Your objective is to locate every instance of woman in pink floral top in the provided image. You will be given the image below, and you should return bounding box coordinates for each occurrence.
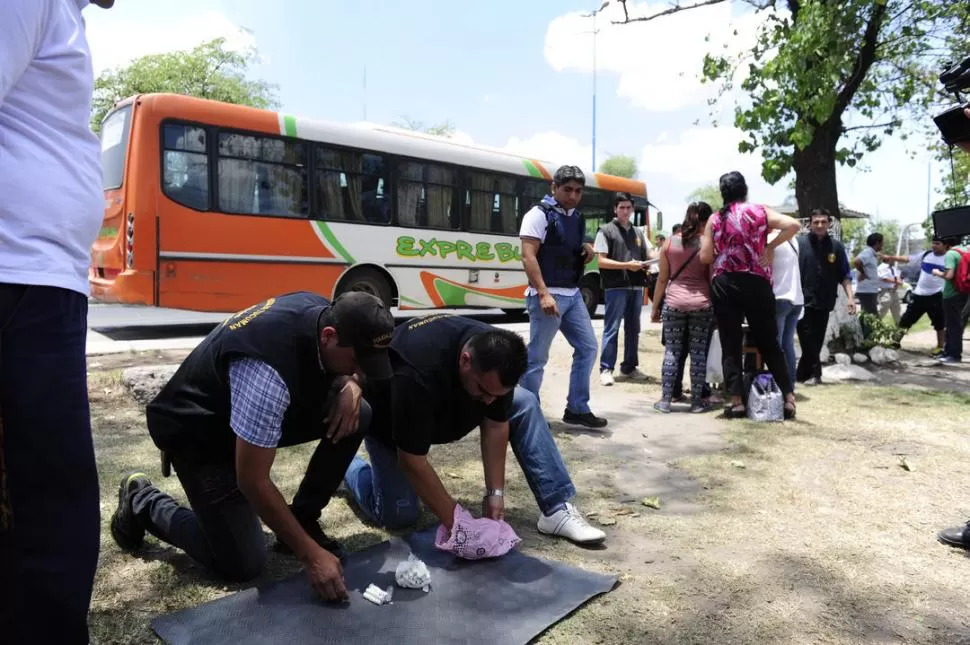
[699,171,801,419]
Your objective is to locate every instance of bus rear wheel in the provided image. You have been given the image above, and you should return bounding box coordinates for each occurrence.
[336,267,394,308]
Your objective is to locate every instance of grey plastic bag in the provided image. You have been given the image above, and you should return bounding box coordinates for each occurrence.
[746,372,784,422]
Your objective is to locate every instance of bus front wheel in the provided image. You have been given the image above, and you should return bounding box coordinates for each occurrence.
[580,276,601,318]
[336,267,394,309]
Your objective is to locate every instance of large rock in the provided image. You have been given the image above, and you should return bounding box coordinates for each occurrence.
[885,349,899,363]
[822,363,877,383]
[819,346,831,363]
[834,353,851,366]
[122,365,180,405]
[869,346,890,366]
[852,353,869,364]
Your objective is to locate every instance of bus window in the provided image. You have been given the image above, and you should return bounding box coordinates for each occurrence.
[217,132,308,217]
[162,123,209,211]
[314,147,389,224]
[466,172,518,235]
[101,105,132,190]
[396,161,458,230]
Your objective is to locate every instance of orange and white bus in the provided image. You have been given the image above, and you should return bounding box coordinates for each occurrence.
[91,93,652,315]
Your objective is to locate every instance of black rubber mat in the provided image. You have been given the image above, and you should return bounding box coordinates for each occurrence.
[152,527,618,645]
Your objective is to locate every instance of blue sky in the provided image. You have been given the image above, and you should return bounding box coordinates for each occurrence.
[84,0,940,230]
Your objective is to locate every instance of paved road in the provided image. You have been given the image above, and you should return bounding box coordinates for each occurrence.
[86,302,661,356]
[86,303,557,355]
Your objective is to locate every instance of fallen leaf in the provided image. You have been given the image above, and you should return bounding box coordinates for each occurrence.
[898,456,912,472]
[641,433,649,439]
[730,460,746,469]
[598,517,617,526]
[613,508,634,516]
[641,496,661,509]
[445,472,461,479]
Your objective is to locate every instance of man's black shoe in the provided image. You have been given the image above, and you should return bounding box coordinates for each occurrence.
[938,522,970,548]
[562,410,608,429]
[110,470,152,552]
[273,518,344,559]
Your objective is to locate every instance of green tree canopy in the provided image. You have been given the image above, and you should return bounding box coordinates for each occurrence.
[616,0,970,221]
[392,116,456,138]
[935,146,970,210]
[91,38,279,133]
[687,184,724,210]
[598,154,639,178]
[841,217,901,256]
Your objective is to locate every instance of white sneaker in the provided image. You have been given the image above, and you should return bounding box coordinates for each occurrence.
[537,503,606,545]
[599,370,615,386]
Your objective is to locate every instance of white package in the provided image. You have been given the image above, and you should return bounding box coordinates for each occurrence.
[395,554,432,591]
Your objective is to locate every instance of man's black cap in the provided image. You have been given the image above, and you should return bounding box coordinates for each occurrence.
[329,292,394,379]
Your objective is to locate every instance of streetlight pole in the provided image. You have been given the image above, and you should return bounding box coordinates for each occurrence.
[583,1,609,173]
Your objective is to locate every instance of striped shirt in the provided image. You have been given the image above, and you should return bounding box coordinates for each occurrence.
[228,358,290,449]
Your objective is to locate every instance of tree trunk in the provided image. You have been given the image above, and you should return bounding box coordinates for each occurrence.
[792,119,841,222]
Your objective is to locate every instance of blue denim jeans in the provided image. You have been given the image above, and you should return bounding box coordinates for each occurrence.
[344,386,577,528]
[520,292,597,414]
[599,288,643,373]
[0,285,100,645]
[775,299,802,391]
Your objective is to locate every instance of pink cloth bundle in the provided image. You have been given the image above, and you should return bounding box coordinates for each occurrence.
[434,505,521,560]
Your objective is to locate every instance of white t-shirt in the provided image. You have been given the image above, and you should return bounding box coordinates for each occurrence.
[911,251,947,296]
[769,232,804,306]
[0,0,104,296]
[854,246,882,294]
[519,204,580,297]
[876,263,898,291]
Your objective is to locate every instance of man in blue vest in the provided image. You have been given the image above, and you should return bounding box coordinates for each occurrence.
[519,165,607,429]
[108,291,394,602]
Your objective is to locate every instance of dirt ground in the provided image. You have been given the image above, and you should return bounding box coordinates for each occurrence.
[86,325,970,644]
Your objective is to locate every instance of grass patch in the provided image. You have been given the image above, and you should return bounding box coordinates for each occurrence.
[87,350,970,644]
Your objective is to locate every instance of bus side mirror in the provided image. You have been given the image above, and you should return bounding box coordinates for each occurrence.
[656,212,663,231]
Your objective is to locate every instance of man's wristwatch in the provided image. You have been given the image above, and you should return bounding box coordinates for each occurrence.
[485,488,504,498]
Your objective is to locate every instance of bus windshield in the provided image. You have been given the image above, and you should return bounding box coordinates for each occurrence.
[101,105,132,190]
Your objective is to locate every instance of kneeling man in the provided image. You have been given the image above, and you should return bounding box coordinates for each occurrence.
[109,291,394,601]
[343,313,605,544]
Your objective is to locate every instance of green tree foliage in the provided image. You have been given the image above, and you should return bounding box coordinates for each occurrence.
[392,116,456,138]
[687,184,723,210]
[91,38,278,133]
[841,217,900,255]
[934,146,970,210]
[598,154,639,178]
[616,0,970,220]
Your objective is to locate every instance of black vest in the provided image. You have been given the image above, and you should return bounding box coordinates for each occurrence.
[598,219,648,290]
[146,291,335,461]
[535,202,586,288]
[798,234,848,312]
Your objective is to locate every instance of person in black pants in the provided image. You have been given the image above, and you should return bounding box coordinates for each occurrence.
[795,210,857,384]
[1,2,116,644]
[700,171,802,419]
[109,292,394,602]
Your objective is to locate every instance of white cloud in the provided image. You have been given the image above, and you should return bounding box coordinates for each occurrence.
[543,1,766,113]
[503,132,593,170]
[86,10,256,75]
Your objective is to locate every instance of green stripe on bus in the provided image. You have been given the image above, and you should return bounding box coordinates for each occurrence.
[283,115,298,138]
[522,160,544,178]
[313,221,355,264]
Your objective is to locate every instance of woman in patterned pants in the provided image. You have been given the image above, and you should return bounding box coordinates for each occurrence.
[651,202,716,413]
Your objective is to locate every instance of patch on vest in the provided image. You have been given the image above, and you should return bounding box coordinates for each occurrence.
[223,298,276,331]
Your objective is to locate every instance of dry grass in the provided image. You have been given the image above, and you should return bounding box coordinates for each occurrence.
[87,348,970,644]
